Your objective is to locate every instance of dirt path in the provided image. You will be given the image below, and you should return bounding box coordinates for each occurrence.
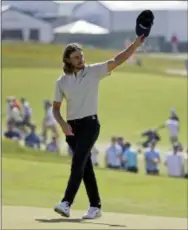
[2,206,187,229]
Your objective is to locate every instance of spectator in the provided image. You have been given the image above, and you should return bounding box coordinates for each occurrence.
[10,99,22,126]
[4,121,21,140]
[42,100,59,144]
[170,108,179,121]
[105,137,122,169]
[117,136,127,152]
[20,97,33,129]
[157,108,180,145]
[5,96,15,127]
[171,34,179,53]
[140,129,160,148]
[91,145,99,166]
[144,141,161,175]
[164,144,184,178]
[122,142,138,173]
[46,136,59,153]
[25,125,40,149]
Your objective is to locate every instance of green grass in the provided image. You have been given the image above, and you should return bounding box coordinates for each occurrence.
[2,140,187,218]
[2,43,187,218]
[2,43,187,146]
[2,42,185,76]
[2,68,187,145]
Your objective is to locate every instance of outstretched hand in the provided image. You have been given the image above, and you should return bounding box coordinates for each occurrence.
[135,34,145,47]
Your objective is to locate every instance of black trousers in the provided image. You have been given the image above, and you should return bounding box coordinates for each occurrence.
[107,164,120,169]
[62,115,101,208]
[127,166,138,173]
[146,169,159,175]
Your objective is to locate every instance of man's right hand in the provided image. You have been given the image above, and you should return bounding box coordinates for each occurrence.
[52,101,74,136]
[61,122,74,136]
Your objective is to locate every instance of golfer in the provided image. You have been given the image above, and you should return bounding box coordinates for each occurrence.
[53,35,144,219]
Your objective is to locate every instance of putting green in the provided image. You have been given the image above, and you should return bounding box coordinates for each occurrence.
[2,206,187,229]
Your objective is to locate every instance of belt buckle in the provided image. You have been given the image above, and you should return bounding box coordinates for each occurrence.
[92,115,96,120]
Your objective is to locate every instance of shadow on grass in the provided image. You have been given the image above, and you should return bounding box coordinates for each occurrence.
[35,218,126,228]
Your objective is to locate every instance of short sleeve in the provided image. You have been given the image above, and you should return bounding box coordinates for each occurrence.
[53,80,64,102]
[90,62,110,79]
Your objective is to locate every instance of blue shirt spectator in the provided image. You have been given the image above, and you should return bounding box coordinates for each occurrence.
[105,136,122,169]
[144,141,161,175]
[122,143,138,173]
[4,122,21,140]
[25,125,40,149]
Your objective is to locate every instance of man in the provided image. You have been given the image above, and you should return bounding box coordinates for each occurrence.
[20,97,33,129]
[140,129,160,148]
[105,137,122,169]
[5,96,15,127]
[116,136,127,152]
[164,144,184,178]
[122,142,138,173]
[42,100,59,144]
[52,35,145,219]
[169,108,179,121]
[144,141,161,175]
[157,108,180,145]
[9,99,23,131]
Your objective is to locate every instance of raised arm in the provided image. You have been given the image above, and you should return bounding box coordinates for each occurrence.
[156,123,166,131]
[107,35,145,72]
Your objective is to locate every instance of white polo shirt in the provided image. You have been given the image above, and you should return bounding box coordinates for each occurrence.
[165,152,184,177]
[53,62,109,120]
[165,119,179,137]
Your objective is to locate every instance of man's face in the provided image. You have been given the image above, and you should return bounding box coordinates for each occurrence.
[151,142,156,149]
[117,138,124,145]
[69,50,85,71]
[111,137,116,145]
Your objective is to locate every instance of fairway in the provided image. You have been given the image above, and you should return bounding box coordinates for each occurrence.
[2,43,188,229]
[3,206,187,230]
[2,43,187,146]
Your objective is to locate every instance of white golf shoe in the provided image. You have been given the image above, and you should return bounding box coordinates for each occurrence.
[54,201,70,218]
[82,207,101,219]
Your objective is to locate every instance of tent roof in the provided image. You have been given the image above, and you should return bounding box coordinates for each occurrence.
[54,20,109,34]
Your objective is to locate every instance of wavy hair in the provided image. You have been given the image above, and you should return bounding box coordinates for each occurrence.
[62,43,82,74]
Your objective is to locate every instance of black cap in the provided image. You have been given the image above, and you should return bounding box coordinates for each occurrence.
[136,10,154,37]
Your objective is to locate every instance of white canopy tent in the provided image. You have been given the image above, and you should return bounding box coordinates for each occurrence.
[54,20,109,34]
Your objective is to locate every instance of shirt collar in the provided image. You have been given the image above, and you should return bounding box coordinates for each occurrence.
[72,65,88,78]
